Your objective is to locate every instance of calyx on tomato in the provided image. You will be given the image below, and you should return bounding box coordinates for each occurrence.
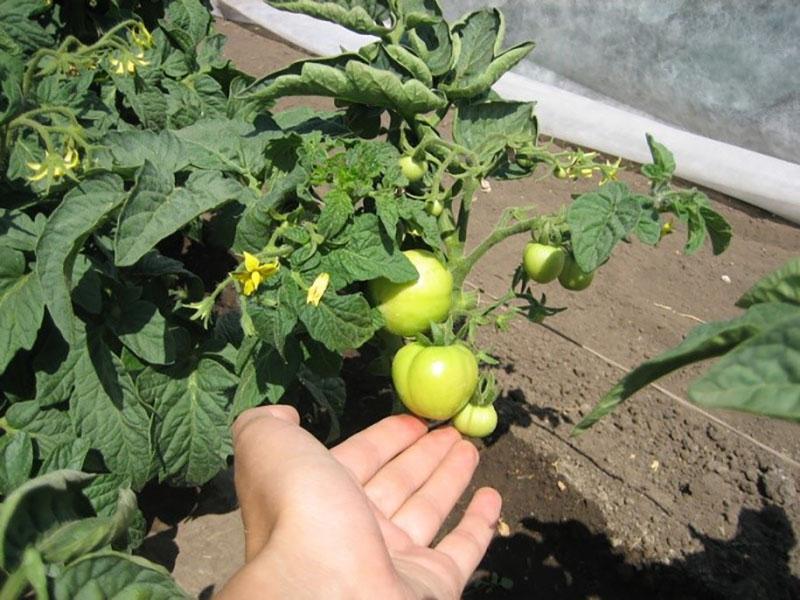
[368,249,452,337]
[452,403,498,438]
[558,254,595,291]
[523,242,565,284]
[399,155,427,182]
[392,342,479,420]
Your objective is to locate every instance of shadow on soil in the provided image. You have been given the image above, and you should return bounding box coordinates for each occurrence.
[465,505,799,600]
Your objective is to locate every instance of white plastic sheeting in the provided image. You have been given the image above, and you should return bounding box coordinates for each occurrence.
[213,0,800,224]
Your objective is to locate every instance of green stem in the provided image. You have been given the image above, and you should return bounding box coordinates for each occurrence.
[0,564,29,600]
[450,208,538,288]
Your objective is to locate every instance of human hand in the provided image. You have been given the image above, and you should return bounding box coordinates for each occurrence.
[216,405,502,599]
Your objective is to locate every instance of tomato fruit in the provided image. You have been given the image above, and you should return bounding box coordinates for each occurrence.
[368,249,452,336]
[426,198,444,217]
[399,156,427,182]
[452,403,498,438]
[558,254,595,291]
[523,243,565,283]
[392,342,479,420]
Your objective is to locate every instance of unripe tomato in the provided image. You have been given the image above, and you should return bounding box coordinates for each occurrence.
[426,198,443,217]
[452,403,498,438]
[399,156,427,182]
[392,342,479,420]
[368,249,452,336]
[558,254,595,291]
[523,243,565,284]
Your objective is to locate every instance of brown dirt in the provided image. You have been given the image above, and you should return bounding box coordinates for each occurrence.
[138,19,800,599]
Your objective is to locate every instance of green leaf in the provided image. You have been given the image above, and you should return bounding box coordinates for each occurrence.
[737,257,800,309]
[36,487,137,564]
[235,164,308,252]
[0,51,23,125]
[634,207,661,246]
[137,358,237,487]
[101,129,188,175]
[53,550,189,599]
[0,432,33,495]
[384,44,433,87]
[0,547,47,600]
[567,183,642,272]
[299,291,379,353]
[700,205,732,255]
[248,293,299,358]
[442,9,534,99]
[108,300,175,366]
[298,368,346,442]
[159,0,212,51]
[69,326,153,490]
[39,438,92,475]
[243,56,447,116]
[690,313,800,421]
[232,342,301,419]
[266,0,392,35]
[0,470,94,571]
[453,101,537,159]
[0,209,45,252]
[320,213,417,287]
[6,401,75,456]
[318,188,354,239]
[0,247,44,372]
[83,474,146,551]
[36,174,126,343]
[573,302,800,434]
[642,133,675,181]
[114,161,241,266]
[407,19,454,76]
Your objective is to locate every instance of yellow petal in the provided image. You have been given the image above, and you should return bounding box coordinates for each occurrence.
[306,272,330,306]
[26,161,42,171]
[243,278,256,296]
[256,260,280,278]
[250,270,263,289]
[242,251,260,272]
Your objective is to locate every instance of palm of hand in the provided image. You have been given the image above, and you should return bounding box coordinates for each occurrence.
[221,407,501,600]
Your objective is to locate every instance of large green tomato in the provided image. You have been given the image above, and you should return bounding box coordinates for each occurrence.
[452,403,498,438]
[523,243,565,283]
[392,342,479,420]
[399,156,427,182]
[558,254,595,291]
[368,249,452,337]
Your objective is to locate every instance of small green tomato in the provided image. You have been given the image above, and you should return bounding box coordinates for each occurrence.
[452,403,498,438]
[399,156,427,183]
[523,243,566,284]
[558,254,595,291]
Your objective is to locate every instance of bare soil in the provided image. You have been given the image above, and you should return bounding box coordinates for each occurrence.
[138,19,800,599]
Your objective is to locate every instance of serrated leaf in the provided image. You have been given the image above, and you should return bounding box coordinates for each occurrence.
[6,400,75,456]
[320,213,417,287]
[689,313,800,421]
[108,299,175,366]
[232,341,301,419]
[114,161,241,266]
[0,210,44,251]
[39,438,92,476]
[574,302,800,434]
[101,129,188,175]
[645,133,675,177]
[737,257,800,308]
[36,174,126,343]
[0,247,44,372]
[235,164,308,252]
[266,0,392,35]
[0,432,33,495]
[453,101,537,159]
[0,470,94,571]
[567,182,642,272]
[634,207,661,246]
[374,190,400,237]
[53,550,189,599]
[248,295,298,357]
[69,326,153,490]
[318,188,354,239]
[159,0,212,51]
[700,205,732,255]
[137,359,237,487]
[299,292,379,353]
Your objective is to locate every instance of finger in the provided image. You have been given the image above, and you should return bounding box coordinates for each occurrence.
[364,426,461,517]
[331,414,429,483]
[390,440,479,546]
[435,487,502,585]
[232,404,300,439]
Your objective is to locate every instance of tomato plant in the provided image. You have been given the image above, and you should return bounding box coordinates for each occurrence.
[392,342,479,420]
[0,0,735,595]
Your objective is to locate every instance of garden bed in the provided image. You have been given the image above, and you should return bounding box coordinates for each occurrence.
[132,19,800,600]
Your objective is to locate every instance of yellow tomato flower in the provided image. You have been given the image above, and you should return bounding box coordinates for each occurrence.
[599,158,622,186]
[109,50,150,76]
[130,24,154,49]
[233,252,280,296]
[306,272,330,306]
[26,147,80,183]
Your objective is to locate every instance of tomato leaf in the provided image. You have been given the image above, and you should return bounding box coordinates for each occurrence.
[107,299,176,366]
[232,341,301,419]
[737,257,800,309]
[567,182,642,272]
[266,0,392,35]
[0,432,33,495]
[453,100,537,162]
[0,247,44,372]
[6,401,75,457]
[574,302,800,434]
[299,291,380,353]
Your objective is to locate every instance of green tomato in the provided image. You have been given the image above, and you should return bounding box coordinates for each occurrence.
[426,198,444,217]
[523,243,566,284]
[392,342,479,420]
[452,403,498,438]
[558,254,595,291]
[399,156,427,182]
[368,249,452,337]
